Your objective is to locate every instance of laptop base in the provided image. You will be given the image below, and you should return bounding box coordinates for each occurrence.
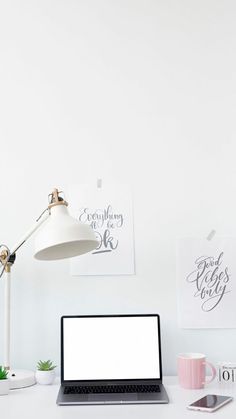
[56,383,169,405]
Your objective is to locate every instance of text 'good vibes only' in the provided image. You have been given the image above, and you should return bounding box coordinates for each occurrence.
[186,252,230,312]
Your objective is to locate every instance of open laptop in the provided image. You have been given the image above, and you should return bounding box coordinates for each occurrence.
[56,314,169,405]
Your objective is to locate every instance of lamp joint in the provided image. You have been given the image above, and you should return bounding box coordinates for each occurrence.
[48,188,68,209]
[0,249,16,270]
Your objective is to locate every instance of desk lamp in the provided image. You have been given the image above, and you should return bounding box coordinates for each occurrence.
[0,188,98,389]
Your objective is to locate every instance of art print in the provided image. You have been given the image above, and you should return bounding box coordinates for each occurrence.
[68,184,135,275]
[177,238,236,328]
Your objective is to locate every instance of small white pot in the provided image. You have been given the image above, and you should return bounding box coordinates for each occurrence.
[0,379,10,395]
[35,370,55,385]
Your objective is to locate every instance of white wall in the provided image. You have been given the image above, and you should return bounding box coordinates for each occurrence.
[0,0,236,375]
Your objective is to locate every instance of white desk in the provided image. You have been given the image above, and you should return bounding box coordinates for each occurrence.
[2,377,236,419]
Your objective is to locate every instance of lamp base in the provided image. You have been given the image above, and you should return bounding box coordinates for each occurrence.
[9,369,36,389]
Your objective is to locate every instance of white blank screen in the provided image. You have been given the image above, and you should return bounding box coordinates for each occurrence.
[63,316,160,380]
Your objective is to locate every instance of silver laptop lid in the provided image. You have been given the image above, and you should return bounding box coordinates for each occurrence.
[61,314,162,385]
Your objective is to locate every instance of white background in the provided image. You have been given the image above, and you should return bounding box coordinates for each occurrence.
[63,317,160,380]
[0,0,236,375]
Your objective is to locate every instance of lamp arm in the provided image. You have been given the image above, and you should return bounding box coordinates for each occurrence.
[10,209,50,256]
[0,209,50,279]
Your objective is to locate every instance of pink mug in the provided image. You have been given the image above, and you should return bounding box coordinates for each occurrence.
[178,353,216,389]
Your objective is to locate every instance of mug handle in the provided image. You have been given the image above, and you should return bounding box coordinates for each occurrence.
[203,361,216,384]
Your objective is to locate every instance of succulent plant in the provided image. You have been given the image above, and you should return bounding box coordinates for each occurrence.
[37,360,57,371]
[0,366,8,380]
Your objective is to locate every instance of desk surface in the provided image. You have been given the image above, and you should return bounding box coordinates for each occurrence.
[1,376,236,419]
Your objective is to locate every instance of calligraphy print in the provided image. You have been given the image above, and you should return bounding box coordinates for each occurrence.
[186,252,230,312]
[177,238,236,328]
[68,184,135,275]
[78,205,123,256]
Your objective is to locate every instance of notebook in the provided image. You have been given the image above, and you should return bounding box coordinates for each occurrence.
[56,314,169,405]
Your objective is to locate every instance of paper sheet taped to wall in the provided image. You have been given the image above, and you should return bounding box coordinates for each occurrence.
[68,183,135,276]
[177,238,236,328]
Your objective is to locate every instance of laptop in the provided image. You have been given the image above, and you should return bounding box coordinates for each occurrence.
[56,314,169,405]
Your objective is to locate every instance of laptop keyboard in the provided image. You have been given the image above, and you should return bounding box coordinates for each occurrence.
[64,384,160,395]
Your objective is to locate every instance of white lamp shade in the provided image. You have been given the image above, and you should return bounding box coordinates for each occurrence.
[34,205,98,260]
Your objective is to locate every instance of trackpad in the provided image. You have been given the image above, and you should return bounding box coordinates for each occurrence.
[88,393,138,403]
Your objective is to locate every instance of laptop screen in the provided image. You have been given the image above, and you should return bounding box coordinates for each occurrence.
[62,315,161,381]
